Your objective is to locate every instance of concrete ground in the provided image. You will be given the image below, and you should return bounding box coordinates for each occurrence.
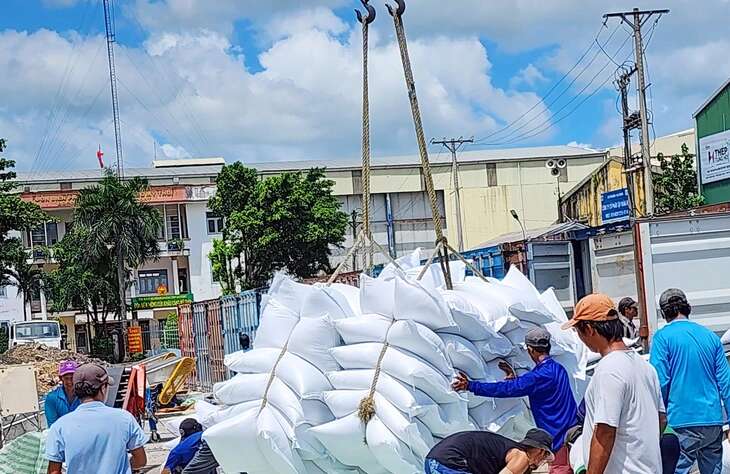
[140,419,179,473]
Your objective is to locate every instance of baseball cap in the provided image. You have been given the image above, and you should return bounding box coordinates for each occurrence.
[73,363,113,391]
[58,360,78,376]
[659,288,688,308]
[518,428,555,462]
[561,293,618,330]
[524,327,551,350]
[618,297,638,315]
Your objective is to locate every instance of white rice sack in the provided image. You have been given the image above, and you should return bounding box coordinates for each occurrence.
[497,409,535,442]
[570,434,586,473]
[213,372,270,404]
[469,397,527,432]
[301,284,359,320]
[200,400,261,427]
[503,322,539,346]
[378,248,423,281]
[360,274,396,317]
[254,300,300,349]
[394,276,456,331]
[472,338,515,363]
[438,291,514,352]
[203,409,273,474]
[539,287,569,323]
[309,456,361,474]
[334,318,452,375]
[287,315,341,373]
[258,405,308,474]
[366,416,424,474]
[439,334,487,379]
[330,343,458,404]
[225,348,331,396]
[309,414,388,473]
[264,272,316,316]
[405,260,466,291]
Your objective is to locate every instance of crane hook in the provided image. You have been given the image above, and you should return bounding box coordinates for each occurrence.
[386,0,405,18]
[355,0,376,25]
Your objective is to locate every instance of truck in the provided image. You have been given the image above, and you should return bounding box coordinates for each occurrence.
[0,320,62,349]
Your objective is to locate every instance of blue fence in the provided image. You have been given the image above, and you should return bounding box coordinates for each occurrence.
[221,289,265,356]
[461,245,505,279]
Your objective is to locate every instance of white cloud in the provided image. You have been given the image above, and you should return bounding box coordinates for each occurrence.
[511,64,547,89]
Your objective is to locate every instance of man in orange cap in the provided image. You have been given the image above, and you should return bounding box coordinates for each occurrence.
[563,294,665,474]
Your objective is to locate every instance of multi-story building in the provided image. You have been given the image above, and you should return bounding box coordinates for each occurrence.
[1,144,608,350]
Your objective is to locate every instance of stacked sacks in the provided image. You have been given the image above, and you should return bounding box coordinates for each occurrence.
[203,273,360,474]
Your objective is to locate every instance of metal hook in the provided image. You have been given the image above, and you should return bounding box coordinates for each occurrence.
[386,0,405,18]
[355,0,376,25]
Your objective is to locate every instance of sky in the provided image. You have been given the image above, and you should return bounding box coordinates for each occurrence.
[2,0,729,175]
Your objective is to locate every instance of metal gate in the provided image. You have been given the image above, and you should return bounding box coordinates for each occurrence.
[527,241,576,314]
[177,303,197,388]
[206,300,226,386]
[191,301,212,392]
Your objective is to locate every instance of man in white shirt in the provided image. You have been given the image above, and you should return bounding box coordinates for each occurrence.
[563,294,665,474]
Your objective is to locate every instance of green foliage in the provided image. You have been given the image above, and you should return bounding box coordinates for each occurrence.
[0,139,48,304]
[44,227,119,324]
[209,238,237,295]
[91,335,116,362]
[209,164,348,289]
[654,144,704,214]
[73,171,163,320]
[161,312,179,349]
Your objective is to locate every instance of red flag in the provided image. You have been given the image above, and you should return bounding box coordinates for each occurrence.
[97,146,104,169]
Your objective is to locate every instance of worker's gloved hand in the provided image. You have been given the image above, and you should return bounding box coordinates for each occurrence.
[451,372,469,392]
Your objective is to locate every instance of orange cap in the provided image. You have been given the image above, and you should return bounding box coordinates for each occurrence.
[561,293,618,330]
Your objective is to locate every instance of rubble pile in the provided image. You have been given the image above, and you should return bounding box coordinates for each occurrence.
[0,344,107,395]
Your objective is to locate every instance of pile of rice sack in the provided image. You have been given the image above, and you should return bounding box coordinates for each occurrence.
[197,251,588,474]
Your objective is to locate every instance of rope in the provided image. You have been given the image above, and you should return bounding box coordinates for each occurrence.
[357,321,395,429]
[259,340,289,412]
[360,16,373,274]
[327,230,365,285]
[391,8,452,290]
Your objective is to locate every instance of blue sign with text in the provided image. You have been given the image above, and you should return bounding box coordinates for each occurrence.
[601,188,630,223]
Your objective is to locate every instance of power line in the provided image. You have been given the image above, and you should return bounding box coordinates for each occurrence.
[473,22,620,145]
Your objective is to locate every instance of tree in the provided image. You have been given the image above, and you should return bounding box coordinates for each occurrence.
[654,143,704,214]
[209,164,348,289]
[209,238,237,295]
[0,138,47,291]
[44,227,119,330]
[73,171,162,325]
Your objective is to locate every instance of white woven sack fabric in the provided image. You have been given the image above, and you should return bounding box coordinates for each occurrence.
[366,416,424,474]
[309,413,388,473]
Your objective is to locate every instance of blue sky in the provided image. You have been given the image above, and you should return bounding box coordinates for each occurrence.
[2,0,728,173]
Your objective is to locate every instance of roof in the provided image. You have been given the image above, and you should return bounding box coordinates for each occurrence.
[16,164,223,184]
[247,144,605,172]
[470,220,589,249]
[16,144,604,184]
[693,77,730,118]
[559,157,623,203]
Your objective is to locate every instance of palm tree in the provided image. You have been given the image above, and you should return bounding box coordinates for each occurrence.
[6,259,45,322]
[73,171,162,326]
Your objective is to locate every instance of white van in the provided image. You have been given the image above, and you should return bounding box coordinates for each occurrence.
[8,320,62,349]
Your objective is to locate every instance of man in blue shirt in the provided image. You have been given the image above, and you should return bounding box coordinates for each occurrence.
[452,327,577,474]
[650,288,730,474]
[44,360,81,426]
[45,363,148,474]
[162,418,208,474]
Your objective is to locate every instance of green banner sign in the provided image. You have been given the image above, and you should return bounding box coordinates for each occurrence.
[131,293,193,311]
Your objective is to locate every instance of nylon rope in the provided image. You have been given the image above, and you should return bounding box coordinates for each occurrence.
[357,320,395,429]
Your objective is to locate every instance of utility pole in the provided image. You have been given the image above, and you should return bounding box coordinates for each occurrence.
[103,0,123,178]
[616,66,640,216]
[431,137,473,252]
[604,8,669,216]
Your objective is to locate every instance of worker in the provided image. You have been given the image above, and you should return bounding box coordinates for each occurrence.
[45,363,148,474]
[452,327,577,474]
[563,293,665,473]
[617,297,639,340]
[425,428,554,474]
[44,360,80,426]
[649,288,730,474]
[162,418,206,474]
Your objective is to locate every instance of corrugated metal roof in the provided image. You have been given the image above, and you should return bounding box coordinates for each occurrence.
[470,220,589,249]
[16,144,604,183]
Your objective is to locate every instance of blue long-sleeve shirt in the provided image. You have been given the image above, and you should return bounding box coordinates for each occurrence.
[44,385,80,426]
[165,431,203,471]
[467,357,577,451]
[650,319,730,428]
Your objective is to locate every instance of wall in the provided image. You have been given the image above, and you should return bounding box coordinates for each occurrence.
[0,285,25,323]
[696,83,730,204]
[186,201,224,301]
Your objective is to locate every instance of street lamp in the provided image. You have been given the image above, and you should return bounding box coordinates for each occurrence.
[510,209,527,242]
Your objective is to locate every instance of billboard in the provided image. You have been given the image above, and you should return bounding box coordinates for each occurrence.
[601,188,631,224]
[699,129,730,184]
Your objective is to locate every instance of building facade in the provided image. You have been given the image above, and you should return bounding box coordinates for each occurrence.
[694,78,730,205]
[1,145,608,349]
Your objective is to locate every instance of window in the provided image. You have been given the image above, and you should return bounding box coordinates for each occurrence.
[138,270,169,295]
[352,170,362,194]
[14,322,60,339]
[486,163,498,187]
[27,222,59,247]
[60,182,72,191]
[156,204,189,241]
[0,286,6,298]
[207,212,224,234]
